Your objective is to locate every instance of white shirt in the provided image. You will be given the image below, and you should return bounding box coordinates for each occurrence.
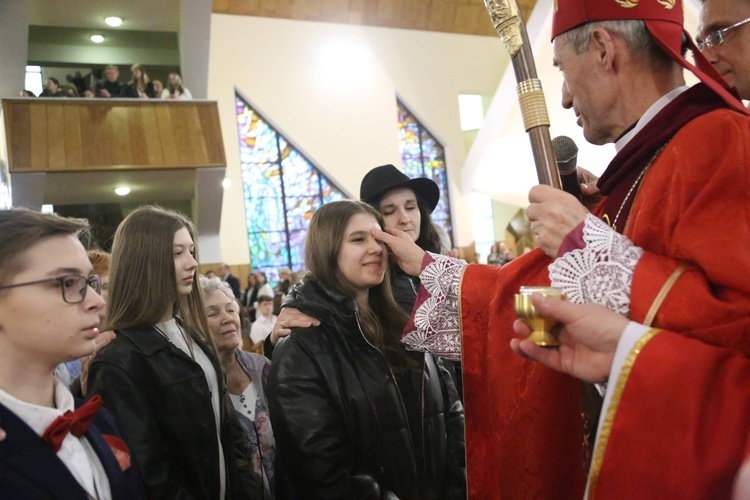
[156,318,226,499]
[0,379,112,499]
[250,314,277,344]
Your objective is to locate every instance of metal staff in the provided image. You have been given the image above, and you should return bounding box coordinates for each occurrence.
[484,0,561,189]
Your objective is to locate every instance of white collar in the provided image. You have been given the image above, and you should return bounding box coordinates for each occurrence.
[0,378,75,436]
[615,85,689,152]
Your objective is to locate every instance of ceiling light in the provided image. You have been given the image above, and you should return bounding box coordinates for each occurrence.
[222,178,232,189]
[90,35,105,44]
[114,187,131,196]
[104,16,123,27]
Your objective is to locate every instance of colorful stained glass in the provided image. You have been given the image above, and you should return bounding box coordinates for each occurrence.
[396,99,453,244]
[235,93,347,284]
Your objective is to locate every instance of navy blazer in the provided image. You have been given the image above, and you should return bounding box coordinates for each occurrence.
[0,398,146,499]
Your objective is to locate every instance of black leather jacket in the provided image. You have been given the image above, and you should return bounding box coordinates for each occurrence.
[268,279,466,499]
[390,267,420,313]
[88,325,260,499]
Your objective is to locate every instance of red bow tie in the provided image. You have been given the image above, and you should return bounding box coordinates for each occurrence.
[42,395,103,452]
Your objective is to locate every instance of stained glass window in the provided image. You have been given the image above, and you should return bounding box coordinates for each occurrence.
[396,99,453,242]
[235,93,346,283]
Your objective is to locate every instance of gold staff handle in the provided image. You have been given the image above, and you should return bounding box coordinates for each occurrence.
[484,0,562,189]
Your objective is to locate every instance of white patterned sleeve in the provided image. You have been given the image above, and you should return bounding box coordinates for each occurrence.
[402,252,466,361]
[548,214,644,316]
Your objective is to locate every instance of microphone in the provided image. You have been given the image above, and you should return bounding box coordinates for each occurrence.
[552,135,582,202]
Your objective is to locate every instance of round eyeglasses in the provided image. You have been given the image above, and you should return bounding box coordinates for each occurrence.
[697,16,750,51]
[0,274,102,304]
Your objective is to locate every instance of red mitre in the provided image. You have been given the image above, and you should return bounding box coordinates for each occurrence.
[551,0,749,115]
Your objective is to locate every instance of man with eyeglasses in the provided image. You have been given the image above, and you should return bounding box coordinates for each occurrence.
[0,209,145,498]
[698,0,750,100]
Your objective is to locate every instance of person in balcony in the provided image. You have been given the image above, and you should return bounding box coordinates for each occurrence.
[161,72,193,100]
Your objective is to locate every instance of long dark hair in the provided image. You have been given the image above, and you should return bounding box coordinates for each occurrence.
[415,203,442,254]
[105,206,216,352]
[305,200,409,362]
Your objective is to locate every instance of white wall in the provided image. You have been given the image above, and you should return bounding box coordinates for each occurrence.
[208,14,508,264]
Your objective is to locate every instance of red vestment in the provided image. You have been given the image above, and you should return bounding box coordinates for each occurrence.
[589,329,750,499]
[458,94,750,498]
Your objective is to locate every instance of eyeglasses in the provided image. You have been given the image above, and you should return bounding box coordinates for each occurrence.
[697,16,750,51]
[0,274,101,304]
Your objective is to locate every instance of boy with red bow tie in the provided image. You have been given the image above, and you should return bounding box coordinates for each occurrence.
[0,209,144,499]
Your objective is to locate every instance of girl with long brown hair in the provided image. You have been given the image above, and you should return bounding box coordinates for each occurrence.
[88,205,258,499]
[267,200,465,499]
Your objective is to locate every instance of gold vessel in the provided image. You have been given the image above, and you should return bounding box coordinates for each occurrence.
[513,286,565,348]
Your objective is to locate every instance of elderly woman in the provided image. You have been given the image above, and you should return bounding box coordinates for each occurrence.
[200,276,276,499]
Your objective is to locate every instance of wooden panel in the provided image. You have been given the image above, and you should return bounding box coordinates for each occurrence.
[46,104,66,169]
[155,105,180,167]
[213,0,534,36]
[2,99,226,173]
[109,106,132,166]
[141,105,165,167]
[63,105,84,168]
[4,102,31,170]
[197,105,226,166]
[29,103,49,170]
[81,104,103,168]
[127,107,150,166]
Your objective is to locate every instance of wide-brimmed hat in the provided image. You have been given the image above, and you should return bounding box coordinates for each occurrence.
[359,164,440,213]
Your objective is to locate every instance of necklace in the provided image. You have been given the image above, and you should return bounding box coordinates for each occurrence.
[611,144,667,232]
[154,321,195,361]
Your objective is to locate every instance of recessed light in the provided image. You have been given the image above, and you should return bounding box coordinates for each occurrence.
[114,187,131,196]
[105,16,123,27]
[91,35,105,44]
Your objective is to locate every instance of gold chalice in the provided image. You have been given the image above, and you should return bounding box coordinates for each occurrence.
[513,286,565,348]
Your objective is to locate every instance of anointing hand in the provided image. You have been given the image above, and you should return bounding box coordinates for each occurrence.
[371,227,426,277]
[509,294,628,383]
[526,185,589,257]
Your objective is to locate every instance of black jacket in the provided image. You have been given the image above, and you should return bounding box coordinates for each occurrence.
[390,267,420,314]
[88,324,261,499]
[267,279,465,500]
[0,398,146,499]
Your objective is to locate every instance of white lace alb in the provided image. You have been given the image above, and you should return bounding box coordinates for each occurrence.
[402,252,465,361]
[549,214,644,316]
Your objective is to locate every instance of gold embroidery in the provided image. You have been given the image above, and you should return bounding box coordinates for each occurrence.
[643,264,690,326]
[614,0,639,8]
[657,0,675,8]
[554,0,558,13]
[587,328,662,499]
[601,214,612,227]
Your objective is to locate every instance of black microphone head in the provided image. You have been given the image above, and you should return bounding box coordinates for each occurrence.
[552,135,578,174]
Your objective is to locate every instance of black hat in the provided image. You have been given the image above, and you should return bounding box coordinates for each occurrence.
[359,164,440,213]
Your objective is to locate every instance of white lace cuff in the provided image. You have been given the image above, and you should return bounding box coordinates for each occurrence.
[548,214,643,317]
[402,252,465,361]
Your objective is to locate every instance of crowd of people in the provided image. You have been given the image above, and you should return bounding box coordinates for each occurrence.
[23,64,192,99]
[1,0,749,497]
